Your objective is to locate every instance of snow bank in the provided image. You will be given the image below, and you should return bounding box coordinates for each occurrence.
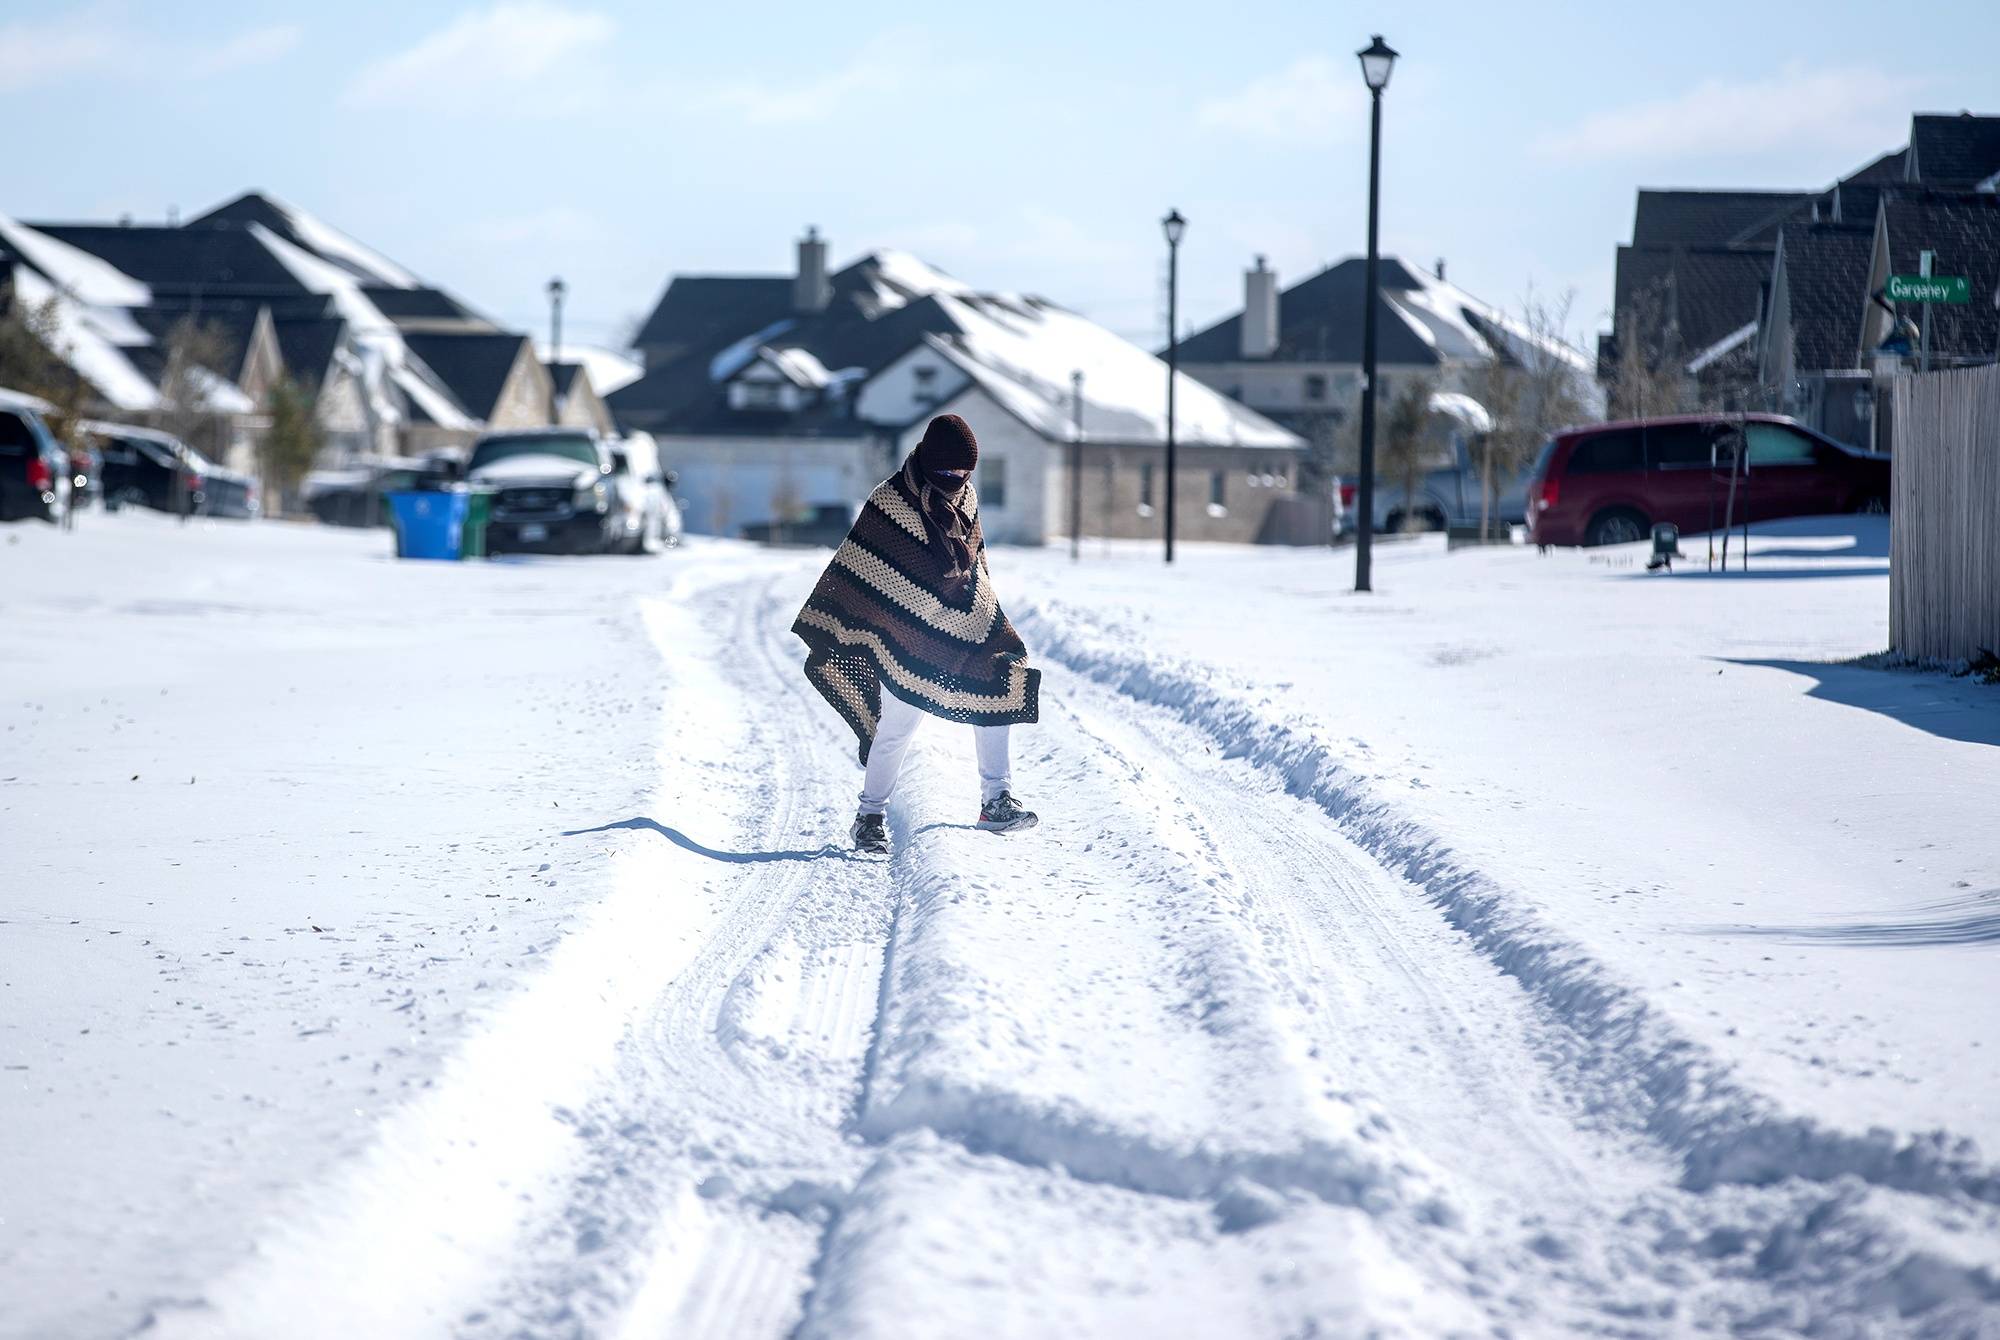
[1015,598,2000,1209]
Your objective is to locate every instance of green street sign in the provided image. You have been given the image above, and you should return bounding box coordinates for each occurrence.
[1886,274,1971,303]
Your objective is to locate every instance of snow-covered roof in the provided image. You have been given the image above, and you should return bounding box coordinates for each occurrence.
[1685,320,1758,374]
[1428,390,1494,433]
[708,319,796,382]
[252,222,473,430]
[535,341,642,396]
[0,214,152,308]
[862,250,975,310]
[929,293,1299,449]
[0,385,55,415]
[761,345,834,388]
[197,191,422,289]
[9,265,160,411]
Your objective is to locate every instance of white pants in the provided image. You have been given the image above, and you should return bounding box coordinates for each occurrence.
[859,689,1011,814]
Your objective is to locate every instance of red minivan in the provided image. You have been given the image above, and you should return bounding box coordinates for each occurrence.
[1526,413,1891,547]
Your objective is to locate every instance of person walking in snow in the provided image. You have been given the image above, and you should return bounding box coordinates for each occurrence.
[792,413,1041,854]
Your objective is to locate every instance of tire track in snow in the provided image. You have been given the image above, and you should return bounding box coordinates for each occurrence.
[1020,606,2000,1335]
[461,566,898,1339]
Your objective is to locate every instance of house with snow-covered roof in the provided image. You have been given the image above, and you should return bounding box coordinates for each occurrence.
[1174,254,1598,471]
[611,228,1304,544]
[3,192,577,490]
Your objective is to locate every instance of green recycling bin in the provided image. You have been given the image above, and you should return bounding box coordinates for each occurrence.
[459,487,494,560]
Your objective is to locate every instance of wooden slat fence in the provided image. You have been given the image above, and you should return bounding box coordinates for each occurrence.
[1891,364,2000,663]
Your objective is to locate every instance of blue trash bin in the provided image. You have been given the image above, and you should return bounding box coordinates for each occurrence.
[387,490,468,560]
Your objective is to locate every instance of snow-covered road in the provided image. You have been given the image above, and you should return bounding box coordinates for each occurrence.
[5,515,1998,1337]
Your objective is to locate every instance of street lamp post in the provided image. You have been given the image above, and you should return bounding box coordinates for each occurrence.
[1070,369,1085,562]
[1162,208,1186,564]
[546,276,566,426]
[1353,34,1397,594]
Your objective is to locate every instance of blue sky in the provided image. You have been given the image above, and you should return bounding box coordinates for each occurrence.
[6,0,1996,355]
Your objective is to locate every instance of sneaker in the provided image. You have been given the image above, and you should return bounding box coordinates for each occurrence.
[976,792,1039,833]
[851,811,889,854]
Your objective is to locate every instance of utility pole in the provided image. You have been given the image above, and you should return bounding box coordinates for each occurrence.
[1919,250,1934,374]
[1168,211,1176,568]
[1070,370,1084,562]
[546,276,566,426]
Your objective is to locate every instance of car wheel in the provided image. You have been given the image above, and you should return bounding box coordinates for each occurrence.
[1853,494,1889,515]
[108,487,148,513]
[1584,507,1648,547]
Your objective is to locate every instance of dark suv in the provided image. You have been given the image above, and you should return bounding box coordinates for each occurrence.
[88,424,258,519]
[0,401,73,523]
[1527,414,1890,547]
[465,429,622,555]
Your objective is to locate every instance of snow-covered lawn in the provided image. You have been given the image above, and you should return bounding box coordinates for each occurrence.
[2,510,1995,1338]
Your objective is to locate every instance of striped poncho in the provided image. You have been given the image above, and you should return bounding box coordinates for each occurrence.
[792,473,1040,764]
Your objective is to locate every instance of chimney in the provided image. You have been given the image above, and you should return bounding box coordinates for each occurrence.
[1434,258,1446,282]
[795,226,830,313]
[1240,254,1279,359]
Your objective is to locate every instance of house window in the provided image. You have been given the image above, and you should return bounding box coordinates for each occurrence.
[1208,469,1227,516]
[982,456,1008,508]
[1304,373,1327,402]
[1138,461,1155,516]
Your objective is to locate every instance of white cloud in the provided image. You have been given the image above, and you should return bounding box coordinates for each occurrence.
[0,8,299,92]
[696,30,925,126]
[1197,57,1365,146]
[1536,64,1921,161]
[344,2,614,111]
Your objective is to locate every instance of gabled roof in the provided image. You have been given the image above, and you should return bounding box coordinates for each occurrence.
[613,247,1303,448]
[547,361,586,399]
[1774,221,1873,372]
[272,317,346,389]
[1631,190,1815,248]
[28,222,307,297]
[362,285,492,328]
[1613,245,1774,355]
[632,275,793,353]
[191,192,423,288]
[125,305,259,380]
[1908,113,2000,187]
[1175,256,1589,374]
[400,332,530,420]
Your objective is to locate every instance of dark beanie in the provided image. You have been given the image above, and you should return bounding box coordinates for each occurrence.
[917,414,979,473]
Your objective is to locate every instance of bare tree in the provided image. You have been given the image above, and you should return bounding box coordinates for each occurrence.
[1604,282,1695,420]
[1470,290,1592,538]
[0,290,91,446]
[153,318,239,466]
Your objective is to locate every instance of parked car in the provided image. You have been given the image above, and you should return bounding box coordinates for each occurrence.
[304,459,458,528]
[606,431,682,553]
[466,428,624,555]
[86,423,258,519]
[0,398,73,524]
[743,503,856,547]
[1341,392,1528,535]
[1527,413,1891,548]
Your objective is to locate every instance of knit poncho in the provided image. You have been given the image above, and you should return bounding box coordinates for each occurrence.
[792,473,1041,763]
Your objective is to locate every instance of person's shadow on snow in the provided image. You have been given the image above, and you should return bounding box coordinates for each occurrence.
[563,817,856,864]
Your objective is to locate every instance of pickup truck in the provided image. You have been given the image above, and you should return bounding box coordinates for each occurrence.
[1345,392,1528,535]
